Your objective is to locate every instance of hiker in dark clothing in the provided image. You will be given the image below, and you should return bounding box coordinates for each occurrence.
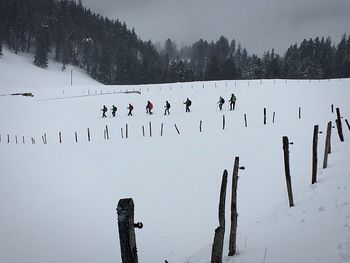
[127,103,134,116]
[229,93,237,110]
[146,101,153,115]
[184,98,192,112]
[111,105,117,117]
[101,105,107,118]
[218,96,225,111]
[164,101,171,115]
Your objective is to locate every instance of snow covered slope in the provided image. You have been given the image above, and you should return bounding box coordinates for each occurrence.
[0,48,101,94]
[0,57,349,263]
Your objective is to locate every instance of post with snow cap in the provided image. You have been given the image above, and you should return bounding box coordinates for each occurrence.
[282,136,294,207]
[117,198,143,263]
[211,170,228,263]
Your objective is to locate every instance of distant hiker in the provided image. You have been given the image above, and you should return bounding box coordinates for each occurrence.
[164,101,171,115]
[146,100,153,115]
[111,105,117,117]
[229,93,237,110]
[184,98,192,112]
[101,105,107,118]
[127,103,134,116]
[218,96,225,111]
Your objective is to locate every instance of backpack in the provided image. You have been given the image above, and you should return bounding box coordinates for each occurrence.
[167,102,171,109]
[188,100,192,106]
[221,98,225,103]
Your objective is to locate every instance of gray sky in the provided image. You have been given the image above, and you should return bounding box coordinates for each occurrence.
[81,0,350,55]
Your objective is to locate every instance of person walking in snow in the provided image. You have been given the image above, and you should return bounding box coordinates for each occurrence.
[111,105,117,117]
[101,105,107,118]
[164,101,171,115]
[229,93,237,110]
[184,98,192,112]
[127,103,134,116]
[146,100,153,115]
[218,96,225,111]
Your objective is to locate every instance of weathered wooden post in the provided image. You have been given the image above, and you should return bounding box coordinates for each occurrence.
[335,108,344,142]
[22,136,25,144]
[161,123,164,136]
[223,115,225,130]
[142,125,145,137]
[272,112,275,124]
[59,132,62,144]
[117,198,143,263]
[211,170,228,263]
[282,136,294,207]
[126,124,129,139]
[44,133,47,144]
[121,128,124,139]
[75,132,78,143]
[244,114,247,127]
[174,124,180,134]
[87,128,91,142]
[298,107,301,119]
[312,125,319,184]
[228,157,245,256]
[331,104,334,113]
[7,134,10,143]
[149,122,152,137]
[15,135,18,144]
[200,120,203,132]
[263,108,266,125]
[323,121,332,169]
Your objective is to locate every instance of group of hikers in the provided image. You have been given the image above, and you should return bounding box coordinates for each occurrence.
[100,93,236,118]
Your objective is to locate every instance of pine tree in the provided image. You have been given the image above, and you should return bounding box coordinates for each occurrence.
[34,25,49,68]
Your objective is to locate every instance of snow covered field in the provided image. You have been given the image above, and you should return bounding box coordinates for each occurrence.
[0,50,350,263]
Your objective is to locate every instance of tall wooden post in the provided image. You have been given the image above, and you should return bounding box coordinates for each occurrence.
[87,128,91,142]
[336,108,344,142]
[228,157,239,256]
[117,198,139,263]
[142,125,145,137]
[298,107,301,119]
[282,136,294,207]
[161,123,164,136]
[263,108,266,125]
[323,121,332,169]
[272,112,275,123]
[211,170,228,263]
[223,115,225,130]
[312,125,319,184]
[244,114,247,127]
[75,132,78,143]
[331,104,334,113]
[106,125,109,140]
[200,120,203,132]
[126,124,129,139]
[59,132,62,143]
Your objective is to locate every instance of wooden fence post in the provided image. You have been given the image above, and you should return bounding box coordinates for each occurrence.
[273,112,275,123]
[312,125,319,184]
[174,124,180,134]
[244,114,247,127]
[44,133,47,144]
[106,125,109,140]
[211,170,228,263]
[282,136,294,207]
[59,132,62,144]
[149,122,152,137]
[228,157,240,256]
[75,132,78,143]
[142,125,145,137]
[335,108,344,142]
[200,120,203,132]
[117,198,141,263]
[15,135,18,144]
[223,115,225,130]
[298,107,301,119]
[87,128,91,142]
[331,104,334,113]
[263,108,266,125]
[323,121,332,169]
[346,119,350,131]
[126,124,128,139]
[7,134,9,143]
[161,123,164,136]
[121,128,124,139]
[22,136,25,144]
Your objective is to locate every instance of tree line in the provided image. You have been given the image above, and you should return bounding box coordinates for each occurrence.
[1,0,350,84]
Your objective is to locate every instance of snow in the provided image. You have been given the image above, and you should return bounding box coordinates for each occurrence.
[0,49,350,263]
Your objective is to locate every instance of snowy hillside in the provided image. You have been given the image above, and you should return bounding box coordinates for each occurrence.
[0,48,101,94]
[0,59,349,263]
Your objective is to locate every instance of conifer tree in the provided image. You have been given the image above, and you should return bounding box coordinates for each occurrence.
[34,25,49,68]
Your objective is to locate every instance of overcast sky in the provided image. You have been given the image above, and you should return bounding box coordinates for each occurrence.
[81,0,350,55]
